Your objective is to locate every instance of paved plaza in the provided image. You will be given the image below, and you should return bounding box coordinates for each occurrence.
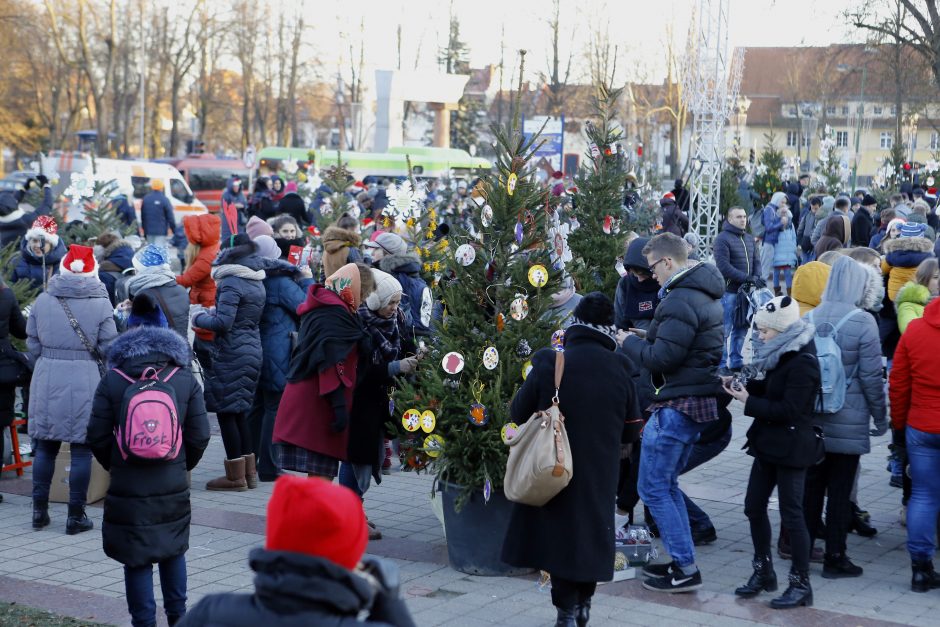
[0,400,937,626]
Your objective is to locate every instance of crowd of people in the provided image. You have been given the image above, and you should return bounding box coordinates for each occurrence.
[0,166,938,627]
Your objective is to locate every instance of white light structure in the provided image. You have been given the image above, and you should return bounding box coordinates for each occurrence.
[681,0,741,259]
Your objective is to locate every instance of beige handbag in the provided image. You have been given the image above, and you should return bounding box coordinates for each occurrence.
[504,352,573,506]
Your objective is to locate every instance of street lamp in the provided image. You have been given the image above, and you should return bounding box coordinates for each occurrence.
[800,102,818,173]
[837,62,869,193]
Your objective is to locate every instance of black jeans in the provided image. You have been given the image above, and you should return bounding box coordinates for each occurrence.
[550,575,596,611]
[745,458,810,572]
[803,452,860,556]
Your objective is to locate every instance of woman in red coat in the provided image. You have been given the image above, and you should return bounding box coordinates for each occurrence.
[273,263,371,480]
[889,297,940,593]
[177,213,221,344]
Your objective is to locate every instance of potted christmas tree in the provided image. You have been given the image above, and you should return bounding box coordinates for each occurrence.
[395,53,564,576]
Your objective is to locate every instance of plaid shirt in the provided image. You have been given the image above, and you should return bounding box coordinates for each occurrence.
[648,395,718,423]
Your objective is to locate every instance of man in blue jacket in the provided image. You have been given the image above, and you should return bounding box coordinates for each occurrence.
[713,207,761,373]
[140,179,177,246]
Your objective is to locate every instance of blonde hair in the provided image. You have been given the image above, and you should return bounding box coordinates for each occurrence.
[184,242,201,271]
[914,257,939,288]
[817,250,844,266]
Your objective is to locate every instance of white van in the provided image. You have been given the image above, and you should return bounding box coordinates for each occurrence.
[42,152,207,224]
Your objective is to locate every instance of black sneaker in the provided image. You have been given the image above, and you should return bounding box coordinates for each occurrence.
[692,526,717,546]
[642,561,674,578]
[642,563,703,593]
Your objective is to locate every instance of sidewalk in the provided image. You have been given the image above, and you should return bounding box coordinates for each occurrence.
[0,400,936,626]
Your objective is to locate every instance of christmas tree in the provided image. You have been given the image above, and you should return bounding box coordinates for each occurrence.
[315,153,356,229]
[57,177,137,245]
[391,158,449,287]
[568,83,629,298]
[752,132,784,206]
[394,52,563,505]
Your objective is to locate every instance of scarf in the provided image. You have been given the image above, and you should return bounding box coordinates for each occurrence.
[287,301,366,383]
[745,318,816,377]
[358,306,401,364]
[127,267,177,296]
[568,318,618,349]
[211,264,266,281]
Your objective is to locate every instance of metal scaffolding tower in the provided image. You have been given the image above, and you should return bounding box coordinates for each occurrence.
[681,0,742,259]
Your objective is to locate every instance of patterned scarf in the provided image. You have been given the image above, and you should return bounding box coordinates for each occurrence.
[358,306,401,364]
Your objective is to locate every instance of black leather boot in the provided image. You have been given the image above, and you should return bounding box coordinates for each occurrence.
[575,598,591,627]
[734,555,778,597]
[554,606,577,627]
[65,504,93,535]
[822,553,863,578]
[850,503,877,537]
[770,570,813,609]
[912,559,940,592]
[32,499,50,530]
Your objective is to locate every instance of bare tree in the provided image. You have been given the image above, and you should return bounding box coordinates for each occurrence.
[541,0,573,115]
[232,0,260,149]
[849,0,940,88]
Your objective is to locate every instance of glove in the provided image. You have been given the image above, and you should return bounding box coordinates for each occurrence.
[21,305,31,319]
[36,174,49,187]
[189,306,206,329]
[397,357,419,375]
[870,423,888,437]
[360,556,416,627]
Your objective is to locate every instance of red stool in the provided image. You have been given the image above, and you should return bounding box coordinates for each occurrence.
[2,416,31,477]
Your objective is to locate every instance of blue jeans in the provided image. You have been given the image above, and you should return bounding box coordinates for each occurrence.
[721,292,747,370]
[638,407,709,567]
[681,428,732,530]
[124,553,187,627]
[31,440,92,505]
[801,249,815,265]
[339,462,373,499]
[906,427,940,562]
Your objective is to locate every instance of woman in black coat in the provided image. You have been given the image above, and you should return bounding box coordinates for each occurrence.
[501,293,641,627]
[192,234,266,491]
[87,304,210,627]
[0,280,28,492]
[723,295,820,610]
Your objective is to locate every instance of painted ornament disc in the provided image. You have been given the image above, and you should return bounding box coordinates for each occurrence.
[482,346,500,370]
[420,410,436,433]
[528,264,549,288]
[455,244,476,266]
[501,422,520,444]
[424,434,444,458]
[402,409,421,432]
[441,351,465,375]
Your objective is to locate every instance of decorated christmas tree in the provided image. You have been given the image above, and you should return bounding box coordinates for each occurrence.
[394,53,563,504]
[389,159,449,286]
[315,153,356,229]
[57,174,137,245]
[568,84,629,298]
[815,127,844,192]
[752,132,784,206]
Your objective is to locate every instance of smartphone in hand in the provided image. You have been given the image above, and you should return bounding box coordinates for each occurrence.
[628,327,648,339]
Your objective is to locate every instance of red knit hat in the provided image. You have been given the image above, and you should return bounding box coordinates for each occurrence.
[265,476,368,570]
[60,244,98,277]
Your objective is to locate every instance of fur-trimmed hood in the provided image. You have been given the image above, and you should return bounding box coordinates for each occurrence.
[883,236,934,254]
[896,281,931,307]
[106,325,192,369]
[858,263,885,312]
[378,252,421,275]
[322,226,361,253]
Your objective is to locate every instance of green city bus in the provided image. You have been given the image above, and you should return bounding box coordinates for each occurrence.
[256,146,491,181]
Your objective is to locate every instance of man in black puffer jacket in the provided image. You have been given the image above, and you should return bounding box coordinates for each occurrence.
[178,476,415,627]
[621,233,724,594]
[713,207,761,372]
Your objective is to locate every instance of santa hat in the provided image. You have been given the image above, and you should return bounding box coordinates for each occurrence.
[265,476,368,570]
[25,215,59,247]
[60,245,98,277]
[662,191,676,202]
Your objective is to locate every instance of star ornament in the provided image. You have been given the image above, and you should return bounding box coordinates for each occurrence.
[386,180,426,220]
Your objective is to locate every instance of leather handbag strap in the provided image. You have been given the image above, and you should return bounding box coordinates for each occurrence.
[57,297,105,376]
[151,290,176,331]
[552,351,565,405]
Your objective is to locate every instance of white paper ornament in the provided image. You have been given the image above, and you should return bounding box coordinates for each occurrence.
[455,244,476,266]
[482,346,500,370]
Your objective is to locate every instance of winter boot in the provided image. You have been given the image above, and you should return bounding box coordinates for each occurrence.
[822,553,863,578]
[850,503,877,537]
[554,607,577,627]
[65,504,94,535]
[575,598,591,627]
[734,555,778,597]
[911,559,940,592]
[242,453,258,489]
[206,458,248,491]
[32,499,50,530]
[770,570,813,609]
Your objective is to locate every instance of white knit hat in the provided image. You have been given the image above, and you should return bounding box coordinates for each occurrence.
[365,268,403,311]
[753,295,801,333]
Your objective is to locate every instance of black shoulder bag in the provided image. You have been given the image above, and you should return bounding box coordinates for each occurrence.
[57,297,106,377]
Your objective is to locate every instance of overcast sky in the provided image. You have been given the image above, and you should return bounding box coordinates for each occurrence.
[299,0,860,84]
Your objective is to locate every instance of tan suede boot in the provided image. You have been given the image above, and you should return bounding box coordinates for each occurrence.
[243,453,258,489]
[206,458,248,491]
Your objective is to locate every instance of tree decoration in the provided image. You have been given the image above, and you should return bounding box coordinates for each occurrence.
[385,179,427,221]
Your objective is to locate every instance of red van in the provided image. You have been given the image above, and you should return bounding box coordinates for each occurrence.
[158,155,250,212]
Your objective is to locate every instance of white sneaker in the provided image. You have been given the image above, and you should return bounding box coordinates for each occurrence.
[614,510,631,530]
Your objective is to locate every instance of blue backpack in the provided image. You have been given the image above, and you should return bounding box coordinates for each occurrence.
[808,309,860,414]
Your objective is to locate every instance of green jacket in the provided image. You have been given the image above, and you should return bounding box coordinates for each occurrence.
[896,281,931,334]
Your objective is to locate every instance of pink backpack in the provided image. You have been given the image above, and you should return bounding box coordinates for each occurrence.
[113,366,183,463]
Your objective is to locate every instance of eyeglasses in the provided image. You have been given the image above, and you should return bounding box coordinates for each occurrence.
[649,257,669,275]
